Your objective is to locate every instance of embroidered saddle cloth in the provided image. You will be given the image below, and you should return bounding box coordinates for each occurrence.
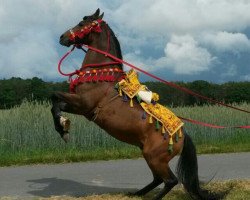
[140,102,184,136]
[118,69,159,103]
[117,69,184,151]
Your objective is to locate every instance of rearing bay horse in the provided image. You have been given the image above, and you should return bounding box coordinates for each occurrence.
[51,9,223,200]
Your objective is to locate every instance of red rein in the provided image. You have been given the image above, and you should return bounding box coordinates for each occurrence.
[57,20,250,129]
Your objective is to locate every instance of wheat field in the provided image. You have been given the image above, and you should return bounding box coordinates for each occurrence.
[0,101,249,165]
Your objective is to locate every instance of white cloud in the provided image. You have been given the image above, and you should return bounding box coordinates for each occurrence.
[221,64,238,78]
[241,74,250,81]
[113,0,250,35]
[123,52,154,72]
[202,32,250,53]
[0,0,104,79]
[162,35,215,74]
[0,30,59,79]
[123,35,215,75]
[0,0,250,80]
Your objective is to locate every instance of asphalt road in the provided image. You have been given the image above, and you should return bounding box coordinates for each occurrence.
[0,152,249,198]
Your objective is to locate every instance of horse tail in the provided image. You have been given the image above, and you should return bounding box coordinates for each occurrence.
[176,133,223,200]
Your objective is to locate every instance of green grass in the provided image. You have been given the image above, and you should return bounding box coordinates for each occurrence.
[0,101,249,166]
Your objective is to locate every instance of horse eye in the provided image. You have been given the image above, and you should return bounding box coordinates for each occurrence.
[78,22,84,26]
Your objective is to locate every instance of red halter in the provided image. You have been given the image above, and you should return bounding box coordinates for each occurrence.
[58,19,121,78]
[69,19,103,42]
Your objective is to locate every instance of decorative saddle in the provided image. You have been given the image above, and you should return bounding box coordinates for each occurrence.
[116,69,184,152]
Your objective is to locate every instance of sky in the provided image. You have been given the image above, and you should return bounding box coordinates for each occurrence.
[0,0,250,83]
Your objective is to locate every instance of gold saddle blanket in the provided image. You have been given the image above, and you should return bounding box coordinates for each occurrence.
[140,102,184,136]
[118,69,184,138]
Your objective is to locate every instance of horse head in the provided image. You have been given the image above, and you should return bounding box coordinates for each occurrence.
[59,8,104,47]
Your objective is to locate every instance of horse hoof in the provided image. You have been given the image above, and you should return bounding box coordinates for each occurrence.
[62,133,70,143]
[60,116,71,132]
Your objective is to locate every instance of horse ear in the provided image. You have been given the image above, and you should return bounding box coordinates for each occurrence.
[93,8,100,19]
[99,12,104,19]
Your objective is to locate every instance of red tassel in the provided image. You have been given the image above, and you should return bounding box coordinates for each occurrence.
[99,74,105,82]
[109,75,115,82]
[79,76,85,83]
[92,75,98,82]
[95,74,100,82]
[106,75,113,82]
[86,75,92,82]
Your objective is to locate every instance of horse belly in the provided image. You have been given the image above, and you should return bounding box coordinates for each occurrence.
[95,106,145,147]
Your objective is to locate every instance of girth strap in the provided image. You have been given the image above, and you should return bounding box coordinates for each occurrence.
[92,94,120,122]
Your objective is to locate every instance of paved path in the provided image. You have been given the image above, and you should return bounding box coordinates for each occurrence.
[0,152,249,198]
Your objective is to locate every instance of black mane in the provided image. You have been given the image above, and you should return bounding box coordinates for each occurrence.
[106,24,123,68]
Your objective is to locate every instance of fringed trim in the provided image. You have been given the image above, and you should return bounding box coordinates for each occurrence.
[136,94,141,103]
[168,135,173,153]
[70,69,125,93]
[175,133,179,142]
[130,98,134,107]
[142,111,147,119]
[149,115,153,124]
[155,120,160,130]
[123,94,128,102]
[119,88,123,96]
[162,126,166,134]
[178,128,183,138]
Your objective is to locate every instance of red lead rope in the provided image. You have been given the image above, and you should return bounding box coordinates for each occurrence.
[58,44,250,129]
[82,44,250,115]
[178,116,250,129]
[58,46,78,77]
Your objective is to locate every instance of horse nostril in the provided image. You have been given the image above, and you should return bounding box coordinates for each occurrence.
[60,34,64,39]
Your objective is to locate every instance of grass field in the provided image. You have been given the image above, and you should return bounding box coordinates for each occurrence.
[0,101,249,166]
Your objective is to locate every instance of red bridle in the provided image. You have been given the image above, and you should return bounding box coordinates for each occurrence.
[68,19,103,42]
[58,18,121,78]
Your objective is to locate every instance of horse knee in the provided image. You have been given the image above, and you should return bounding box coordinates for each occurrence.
[51,92,61,103]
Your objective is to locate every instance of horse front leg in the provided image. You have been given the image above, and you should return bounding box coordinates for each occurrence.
[51,92,82,142]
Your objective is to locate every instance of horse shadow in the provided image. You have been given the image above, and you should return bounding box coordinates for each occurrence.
[26,177,137,198]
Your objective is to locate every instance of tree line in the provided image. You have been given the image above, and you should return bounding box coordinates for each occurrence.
[0,77,249,109]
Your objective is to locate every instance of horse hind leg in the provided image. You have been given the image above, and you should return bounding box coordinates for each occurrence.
[153,168,178,200]
[133,175,163,196]
[142,146,178,200]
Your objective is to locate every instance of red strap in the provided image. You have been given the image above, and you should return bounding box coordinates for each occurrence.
[82,44,250,114]
[58,46,78,77]
[57,44,250,129]
[178,116,250,129]
[83,62,121,69]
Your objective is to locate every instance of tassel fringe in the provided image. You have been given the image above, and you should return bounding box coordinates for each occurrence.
[119,88,123,96]
[175,133,179,142]
[123,94,128,102]
[130,98,134,107]
[178,129,183,138]
[168,136,174,153]
[156,120,160,130]
[149,115,153,124]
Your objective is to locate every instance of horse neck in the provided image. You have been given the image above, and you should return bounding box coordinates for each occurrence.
[81,23,123,70]
[76,24,124,115]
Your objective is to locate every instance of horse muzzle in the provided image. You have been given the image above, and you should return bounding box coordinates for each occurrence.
[59,34,72,47]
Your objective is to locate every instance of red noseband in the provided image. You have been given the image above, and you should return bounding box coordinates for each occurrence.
[69,19,103,41]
